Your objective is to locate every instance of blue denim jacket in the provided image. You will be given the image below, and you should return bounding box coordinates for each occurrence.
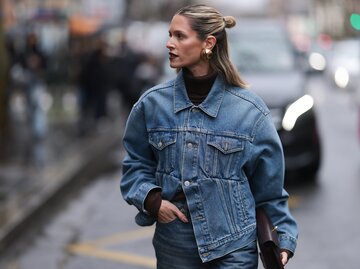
[121,70,298,262]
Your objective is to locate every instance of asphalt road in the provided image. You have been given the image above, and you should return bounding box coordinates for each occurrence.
[1,74,359,269]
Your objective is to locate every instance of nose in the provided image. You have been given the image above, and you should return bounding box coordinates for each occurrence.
[166,37,174,50]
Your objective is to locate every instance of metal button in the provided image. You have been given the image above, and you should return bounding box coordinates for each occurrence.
[184,180,190,186]
[187,142,193,148]
[158,141,163,147]
[224,142,229,151]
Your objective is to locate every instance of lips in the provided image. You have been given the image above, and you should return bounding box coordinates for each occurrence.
[169,52,178,59]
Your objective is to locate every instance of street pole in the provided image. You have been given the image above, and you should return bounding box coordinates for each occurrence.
[0,0,10,161]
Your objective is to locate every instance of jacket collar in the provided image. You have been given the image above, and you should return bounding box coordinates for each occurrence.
[173,69,225,118]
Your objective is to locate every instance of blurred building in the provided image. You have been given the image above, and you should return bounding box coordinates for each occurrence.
[3,0,359,41]
[1,0,358,92]
[205,0,358,38]
[311,0,358,38]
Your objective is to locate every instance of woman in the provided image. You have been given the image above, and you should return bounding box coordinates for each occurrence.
[120,4,298,268]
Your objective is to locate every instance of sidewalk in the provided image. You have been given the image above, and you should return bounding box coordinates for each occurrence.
[0,88,127,252]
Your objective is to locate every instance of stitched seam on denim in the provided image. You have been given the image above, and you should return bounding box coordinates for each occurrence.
[199,223,256,251]
[250,112,267,140]
[147,128,253,141]
[133,80,174,111]
[279,234,297,242]
[225,88,269,115]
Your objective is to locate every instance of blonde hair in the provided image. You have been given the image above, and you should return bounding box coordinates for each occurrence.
[176,4,248,88]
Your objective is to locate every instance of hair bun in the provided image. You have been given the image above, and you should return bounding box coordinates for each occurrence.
[223,16,236,28]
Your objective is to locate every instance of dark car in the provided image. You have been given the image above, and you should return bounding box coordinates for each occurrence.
[228,19,322,180]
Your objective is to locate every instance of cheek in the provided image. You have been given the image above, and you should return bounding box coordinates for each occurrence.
[182,44,202,60]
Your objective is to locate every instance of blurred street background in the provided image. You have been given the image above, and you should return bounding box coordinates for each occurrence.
[0,0,360,268]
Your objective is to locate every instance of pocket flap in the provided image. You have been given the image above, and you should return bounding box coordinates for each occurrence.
[149,131,176,150]
[207,135,244,154]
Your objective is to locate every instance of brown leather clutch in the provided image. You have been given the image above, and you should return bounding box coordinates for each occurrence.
[256,207,284,269]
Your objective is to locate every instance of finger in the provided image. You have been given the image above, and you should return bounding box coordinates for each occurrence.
[157,201,177,222]
[161,200,189,223]
[157,200,188,223]
[167,204,189,223]
[173,207,189,223]
[280,251,288,266]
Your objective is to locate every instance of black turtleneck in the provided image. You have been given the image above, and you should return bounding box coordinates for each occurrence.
[183,69,217,105]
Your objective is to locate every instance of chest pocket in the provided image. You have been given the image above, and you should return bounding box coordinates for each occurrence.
[149,131,177,173]
[205,135,244,178]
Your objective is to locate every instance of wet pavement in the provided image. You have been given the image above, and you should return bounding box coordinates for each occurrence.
[0,87,127,252]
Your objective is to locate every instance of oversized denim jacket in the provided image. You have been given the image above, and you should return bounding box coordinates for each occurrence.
[121,70,298,262]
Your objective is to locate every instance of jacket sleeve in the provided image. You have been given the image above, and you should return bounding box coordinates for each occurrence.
[120,103,161,214]
[248,113,298,255]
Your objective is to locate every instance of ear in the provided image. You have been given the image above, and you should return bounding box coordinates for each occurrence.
[204,35,217,50]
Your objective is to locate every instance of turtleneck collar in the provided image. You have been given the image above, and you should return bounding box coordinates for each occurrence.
[183,68,217,105]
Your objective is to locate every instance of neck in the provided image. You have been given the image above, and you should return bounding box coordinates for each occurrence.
[187,63,211,77]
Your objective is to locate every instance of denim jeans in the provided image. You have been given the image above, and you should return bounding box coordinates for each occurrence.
[152,202,258,269]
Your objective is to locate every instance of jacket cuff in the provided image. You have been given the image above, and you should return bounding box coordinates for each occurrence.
[278,234,297,255]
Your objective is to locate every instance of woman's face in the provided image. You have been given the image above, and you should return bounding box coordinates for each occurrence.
[167,15,209,76]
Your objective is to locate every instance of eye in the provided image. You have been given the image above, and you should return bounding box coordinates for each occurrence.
[176,33,185,40]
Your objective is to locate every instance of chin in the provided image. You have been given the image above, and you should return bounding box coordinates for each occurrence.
[169,62,180,69]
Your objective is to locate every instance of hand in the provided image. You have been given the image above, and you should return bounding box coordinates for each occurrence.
[280,250,290,266]
[157,200,189,223]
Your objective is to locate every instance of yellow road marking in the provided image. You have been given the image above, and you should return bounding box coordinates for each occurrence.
[80,226,155,247]
[67,243,156,268]
[66,227,156,268]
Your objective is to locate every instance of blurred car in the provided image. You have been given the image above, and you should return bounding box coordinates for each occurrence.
[228,19,322,180]
[326,39,360,90]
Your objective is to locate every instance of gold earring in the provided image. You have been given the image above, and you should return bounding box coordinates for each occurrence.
[202,48,213,60]
[205,48,213,60]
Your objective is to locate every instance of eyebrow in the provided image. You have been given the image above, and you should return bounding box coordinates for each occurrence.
[169,30,186,36]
